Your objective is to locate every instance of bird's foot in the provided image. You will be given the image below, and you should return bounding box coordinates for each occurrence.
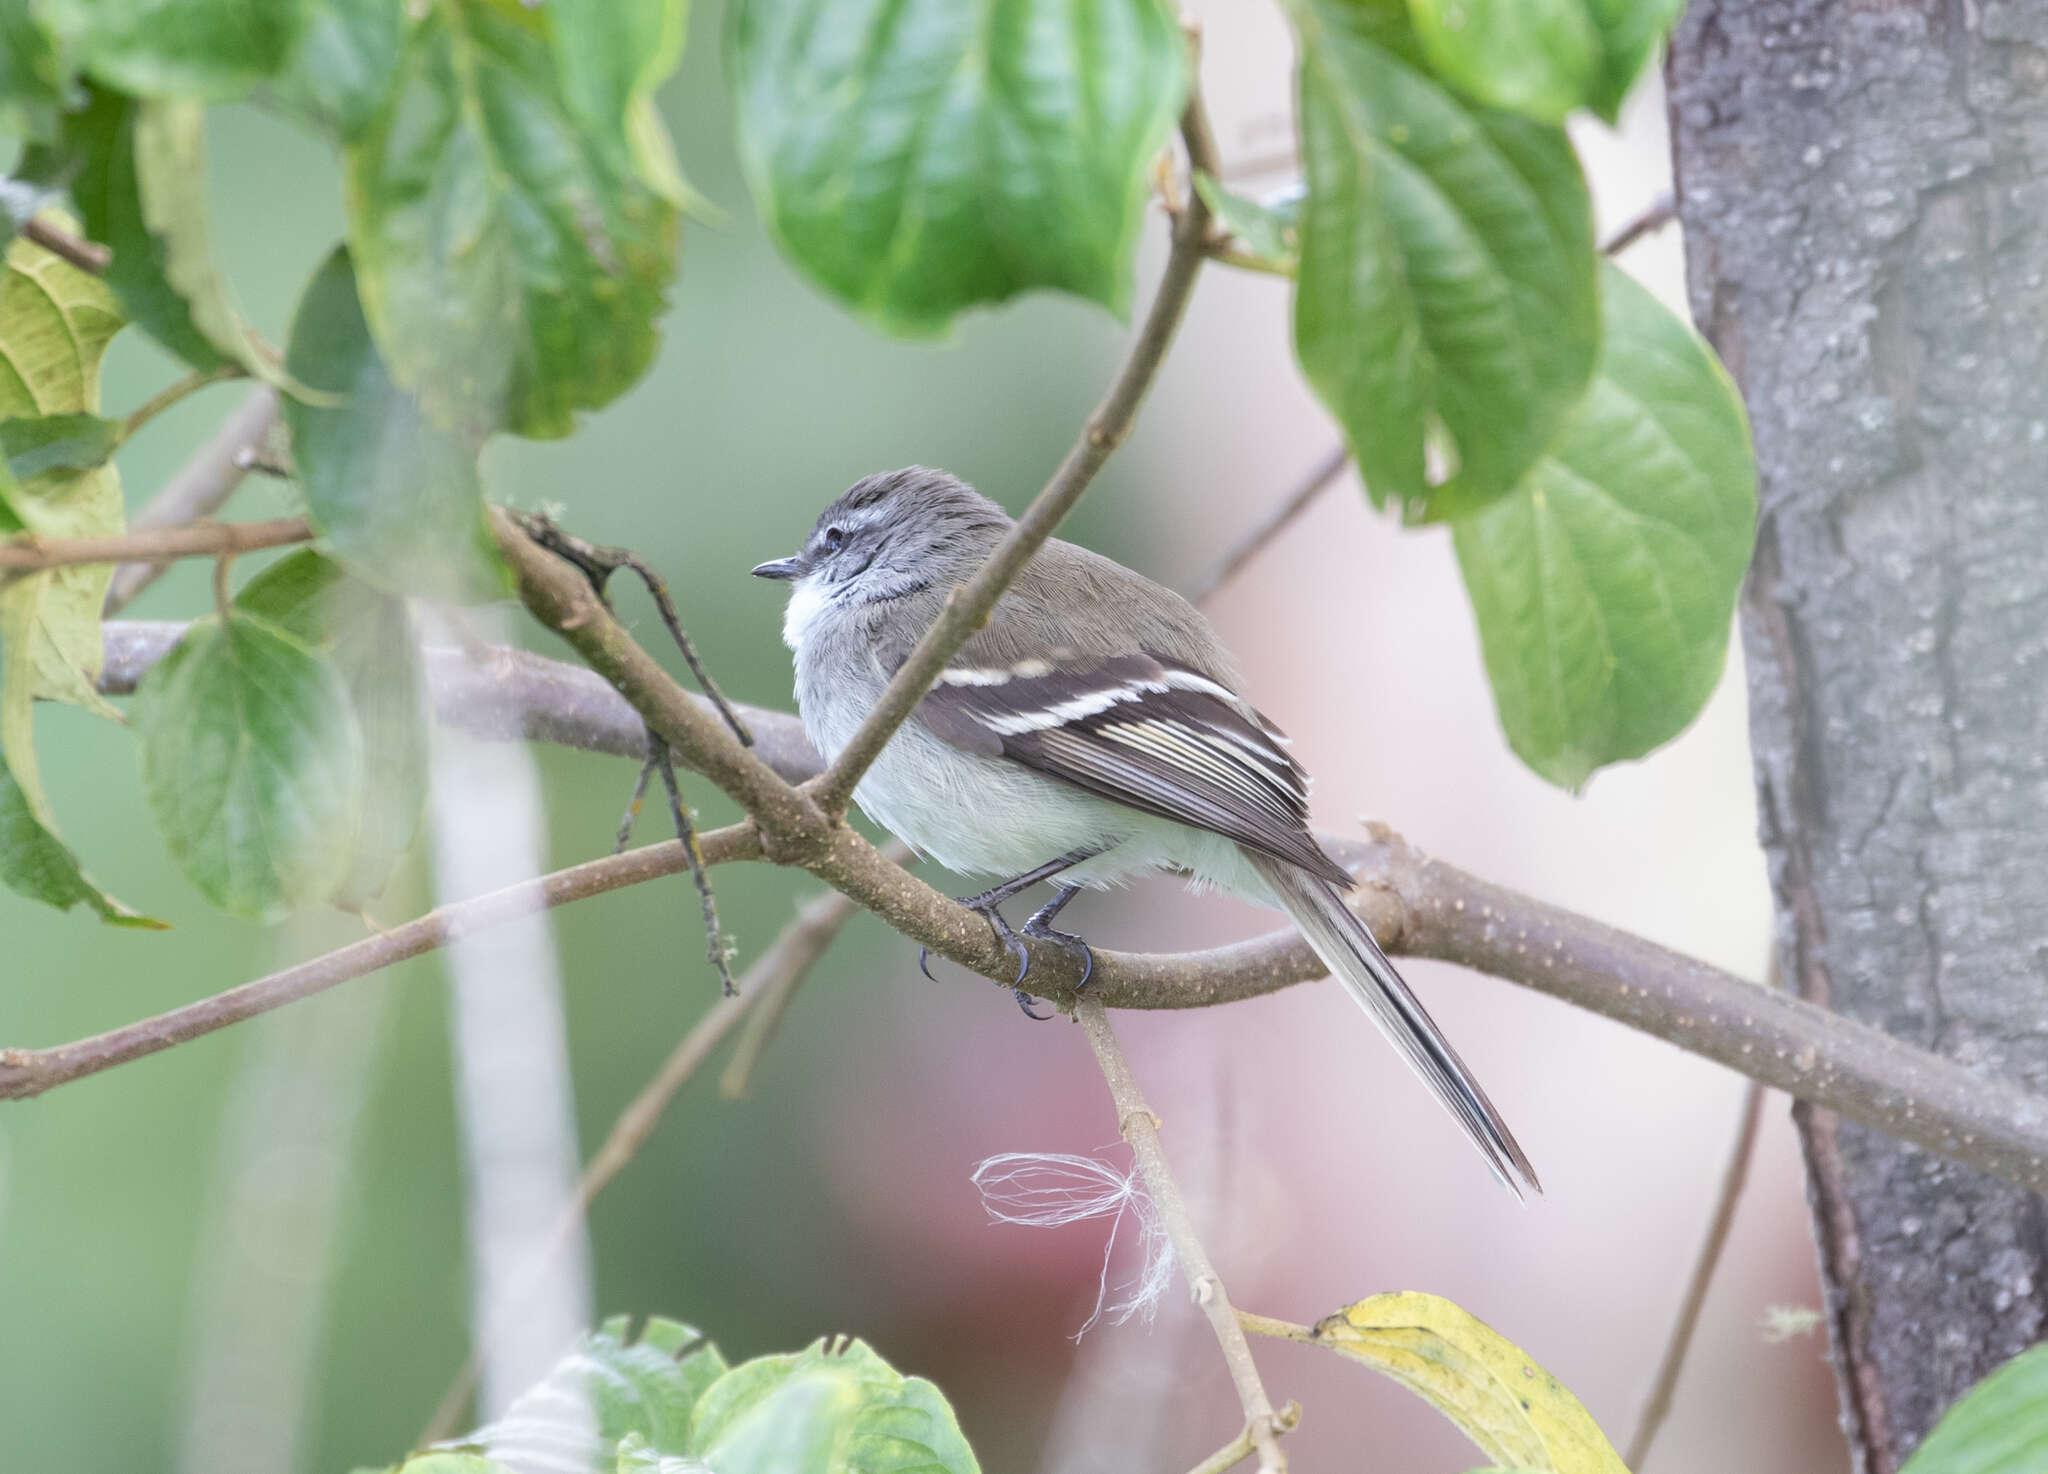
[1021,918,1094,992]
[918,893,1049,1020]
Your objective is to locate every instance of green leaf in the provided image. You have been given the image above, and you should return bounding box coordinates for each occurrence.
[377,1457,518,1474]
[1291,0,1598,510]
[0,748,160,924]
[1451,262,1755,788]
[689,1337,979,1474]
[235,549,428,906]
[134,611,366,920]
[32,0,301,100]
[266,0,404,142]
[728,0,1189,335]
[550,0,691,204]
[282,247,501,602]
[1288,1293,1627,1472]
[1899,1344,2048,1474]
[448,1315,729,1469]
[616,1432,712,1473]
[1193,173,1300,276]
[345,0,683,439]
[0,410,120,479]
[1407,0,1599,124]
[1407,0,1682,123]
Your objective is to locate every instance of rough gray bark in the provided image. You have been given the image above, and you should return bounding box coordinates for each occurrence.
[1668,4,2048,1468]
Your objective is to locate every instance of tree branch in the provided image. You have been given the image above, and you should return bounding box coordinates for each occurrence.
[808,84,1222,818]
[0,828,761,1102]
[79,623,2048,1197]
[105,387,280,615]
[0,517,310,573]
[1077,998,1290,1473]
[1600,193,1678,256]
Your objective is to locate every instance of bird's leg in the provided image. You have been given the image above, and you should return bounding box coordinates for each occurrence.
[1021,885,1094,992]
[916,847,1103,1018]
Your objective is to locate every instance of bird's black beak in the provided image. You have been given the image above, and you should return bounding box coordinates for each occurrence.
[751,554,805,580]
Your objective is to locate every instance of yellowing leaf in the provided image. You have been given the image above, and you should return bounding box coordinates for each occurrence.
[1279,1293,1627,1473]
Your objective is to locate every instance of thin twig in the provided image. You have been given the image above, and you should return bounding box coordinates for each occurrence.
[106,387,281,614]
[419,874,882,1444]
[1189,445,1350,604]
[809,78,1221,818]
[0,517,311,573]
[0,826,763,1103]
[419,976,767,1446]
[22,217,110,273]
[121,365,247,442]
[1077,999,1290,1473]
[614,756,657,852]
[1601,193,1678,257]
[1624,1077,1769,1469]
[1185,1407,1303,1474]
[650,741,736,996]
[507,510,753,748]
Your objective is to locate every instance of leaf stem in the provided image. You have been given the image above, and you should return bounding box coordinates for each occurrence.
[121,365,247,443]
[0,517,312,574]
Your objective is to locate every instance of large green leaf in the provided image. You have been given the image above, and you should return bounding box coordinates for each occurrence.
[282,247,500,601]
[1291,0,1597,510]
[689,1337,978,1474]
[446,1315,729,1470]
[728,0,1188,335]
[1407,0,1684,123]
[236,549,428,907]
[31,0,301,100]
[1451,263,1755,789]
[344,0,682,439]
[134,611,366,919]
[1899,1345,2048,1474]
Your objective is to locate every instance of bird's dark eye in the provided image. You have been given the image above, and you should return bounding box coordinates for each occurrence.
[823,526,845,550]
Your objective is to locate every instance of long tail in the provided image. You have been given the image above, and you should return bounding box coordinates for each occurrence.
[1247,851,1540,1198]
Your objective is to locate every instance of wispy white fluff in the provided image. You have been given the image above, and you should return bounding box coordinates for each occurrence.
[971,1152,1175,1337]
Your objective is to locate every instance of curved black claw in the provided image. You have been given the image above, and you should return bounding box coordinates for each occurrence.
[1012,987,1052,1020]
[917,947,937,983]
[1023,920,1094,991]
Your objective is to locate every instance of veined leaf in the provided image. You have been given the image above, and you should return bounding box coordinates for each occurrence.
[266,0,404,142]
[729,0,1188,335]
[1407,0,1682,122]
[345,0,682,439]
[688,1336,979,1474]
[1898,1344,2048,1474]
[0,746,159,924]
[134,611,366,920]
[443,1315,729,1470]
[1286,1293,1627,1472]
[282,247,501,602]
[1291,0,1598,510]
[236,549,429,907]
[1451,262,1755,788]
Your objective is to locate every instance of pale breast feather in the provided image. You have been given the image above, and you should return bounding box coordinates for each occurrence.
[916,651,1348,884]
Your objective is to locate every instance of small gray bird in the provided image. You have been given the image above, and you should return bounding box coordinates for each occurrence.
[754,467,1538,1196]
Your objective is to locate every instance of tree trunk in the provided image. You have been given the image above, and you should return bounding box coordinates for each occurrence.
[1667,4,2048,1468]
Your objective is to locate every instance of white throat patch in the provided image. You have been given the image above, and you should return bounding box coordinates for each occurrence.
[781,575,834,652]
